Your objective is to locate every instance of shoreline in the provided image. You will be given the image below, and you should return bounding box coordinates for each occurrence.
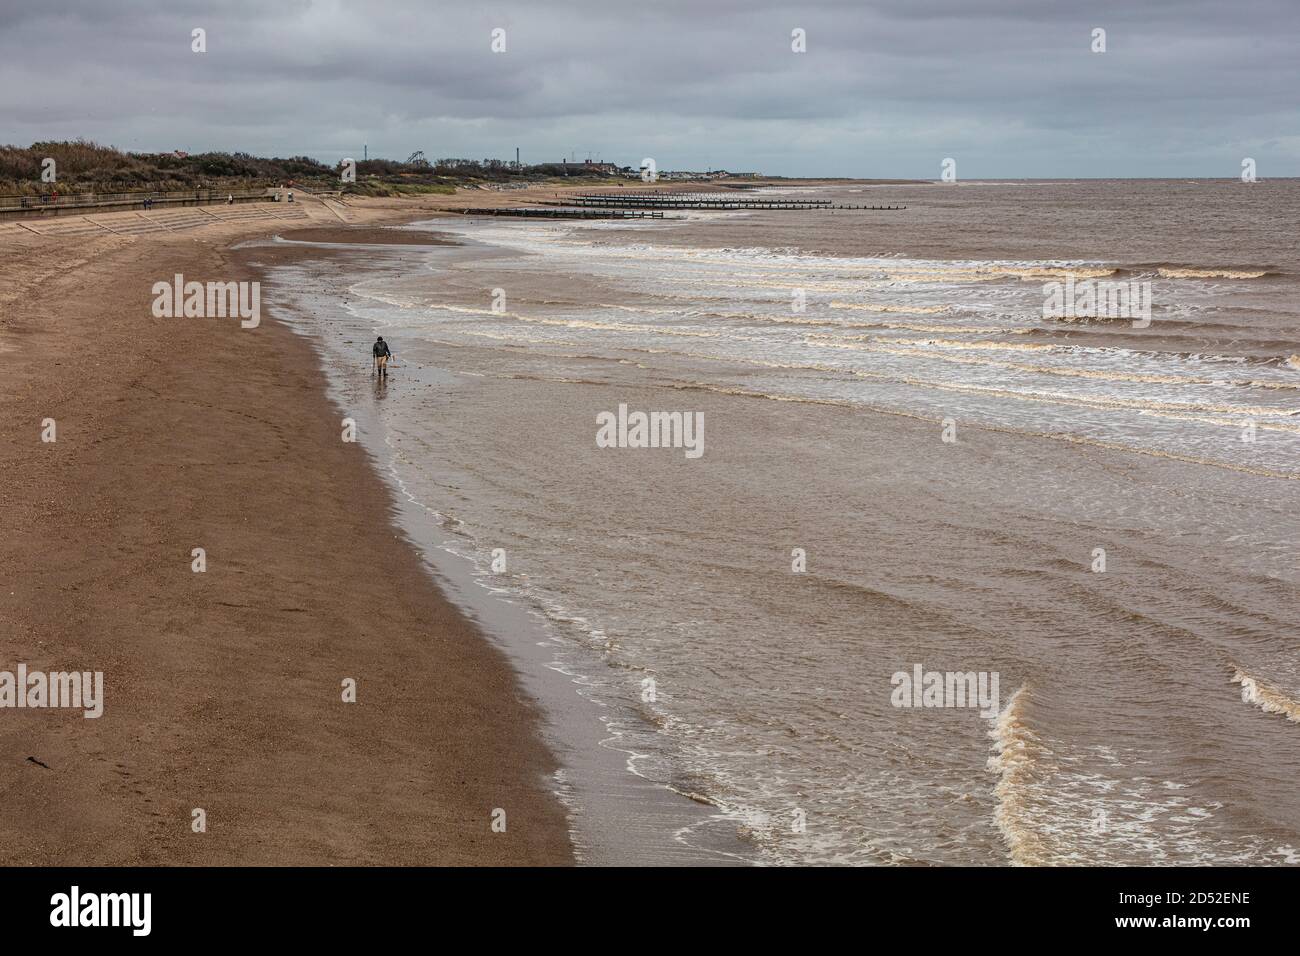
[277,199,1298,865]
[0,196,577,864]
[243,226,758,865]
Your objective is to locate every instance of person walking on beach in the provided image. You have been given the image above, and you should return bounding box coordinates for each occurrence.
[372,336,393,376]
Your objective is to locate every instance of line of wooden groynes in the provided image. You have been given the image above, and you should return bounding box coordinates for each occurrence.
[548,199,905,210]
[572,196,832,205]
[456,208,667,218]
[573,192,765,199]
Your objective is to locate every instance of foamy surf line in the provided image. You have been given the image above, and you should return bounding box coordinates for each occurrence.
[1233,667,1300,723]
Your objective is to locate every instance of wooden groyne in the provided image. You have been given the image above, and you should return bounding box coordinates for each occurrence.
[572,195,829,206]
[573,192,765,199]
[456,207,668,219]
[557,198,903,211]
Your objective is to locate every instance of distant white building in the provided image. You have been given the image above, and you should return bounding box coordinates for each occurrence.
[660,169,759,180]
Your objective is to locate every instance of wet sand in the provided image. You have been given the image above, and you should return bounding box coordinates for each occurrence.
[277,226,459,245]
[0,197,574,864]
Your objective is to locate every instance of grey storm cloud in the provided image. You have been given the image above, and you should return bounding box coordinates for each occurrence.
[1,0,1297,177]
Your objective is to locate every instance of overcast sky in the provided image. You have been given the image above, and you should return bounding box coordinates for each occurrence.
[2,0,1296,178]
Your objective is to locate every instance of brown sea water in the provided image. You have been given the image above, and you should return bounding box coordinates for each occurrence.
[266,179,1298,865]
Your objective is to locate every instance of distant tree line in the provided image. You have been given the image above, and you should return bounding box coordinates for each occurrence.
[0,140,630,195]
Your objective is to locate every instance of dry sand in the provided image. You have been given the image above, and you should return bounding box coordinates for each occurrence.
[0,191,586,864]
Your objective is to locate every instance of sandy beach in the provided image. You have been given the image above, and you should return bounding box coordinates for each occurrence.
[0,191,581,864]
[3,179,1296,868]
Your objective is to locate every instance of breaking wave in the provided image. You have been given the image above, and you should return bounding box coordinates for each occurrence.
[1156,267,1272,280]
[1232,667,1300,723]
[987,687,1051,866]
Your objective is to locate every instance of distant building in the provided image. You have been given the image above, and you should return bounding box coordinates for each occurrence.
[658,169,760,180]
[557,160,618,175]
